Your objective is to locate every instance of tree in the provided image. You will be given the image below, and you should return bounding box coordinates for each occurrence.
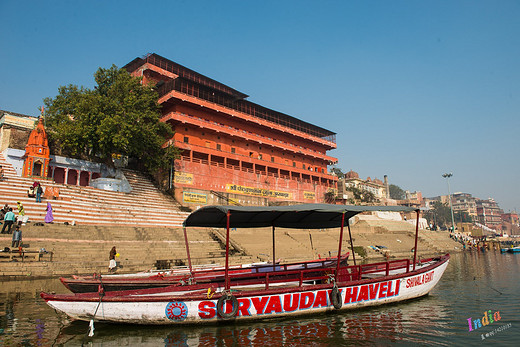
[44,65,178,173]
[324,190,337,204]
[423,201,452,230]
[389,184,406,200]
[330,167,344,179]
[454,211,473,223]
[345,186,378,204]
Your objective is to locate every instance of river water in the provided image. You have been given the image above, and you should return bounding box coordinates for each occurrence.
[1,250,519,346]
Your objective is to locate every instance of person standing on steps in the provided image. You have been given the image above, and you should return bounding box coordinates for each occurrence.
[109,246,118,272]
[12,225,22,248]
[0,203,8,220]
[17,201,28,226]
[36,183,43,203]
[1,208,15,234]
[17,201,25,217]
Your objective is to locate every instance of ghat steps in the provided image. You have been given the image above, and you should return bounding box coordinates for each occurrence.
[0,153,189,226]
[0,224,254,278]
[0,222,461,279]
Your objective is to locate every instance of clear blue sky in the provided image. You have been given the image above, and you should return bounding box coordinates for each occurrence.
[1,0,519,212]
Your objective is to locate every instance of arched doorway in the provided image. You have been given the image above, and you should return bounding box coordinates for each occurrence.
[67,169,78,185]
[79,171,90,186]
[53,167,65,184]
[33,161,42,176]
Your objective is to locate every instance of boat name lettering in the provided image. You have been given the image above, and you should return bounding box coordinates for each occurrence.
[343,279,400,304]
[405,270,434,289]
[198,290,333,319]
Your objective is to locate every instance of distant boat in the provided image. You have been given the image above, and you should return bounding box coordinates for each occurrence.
[501,246,520,253]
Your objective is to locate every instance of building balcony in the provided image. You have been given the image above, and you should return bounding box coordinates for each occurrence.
[158,90,337,150]
[174,141,337,183]
[162,111,337,163]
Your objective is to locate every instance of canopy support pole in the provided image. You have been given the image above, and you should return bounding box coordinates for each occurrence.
[347,219,356,267]
[335,213,346,279]
[225,210,231,290]
[413,209,420,271]
[272,225,276,272]
[182,226,193,274]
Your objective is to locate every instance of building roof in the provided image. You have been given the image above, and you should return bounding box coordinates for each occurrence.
[0,110,37,130]
[124,53,249,100]
[125,53,337,142]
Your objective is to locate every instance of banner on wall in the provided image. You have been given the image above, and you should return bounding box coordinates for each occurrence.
[303,191,316,200]
[183,192,207,204]
[225,184,292,199]
[175,172,193,184]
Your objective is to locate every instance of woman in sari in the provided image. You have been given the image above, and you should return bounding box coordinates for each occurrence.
[45,202,54,223]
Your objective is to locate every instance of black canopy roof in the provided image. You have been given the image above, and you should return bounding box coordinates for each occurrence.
[183,204,418,229]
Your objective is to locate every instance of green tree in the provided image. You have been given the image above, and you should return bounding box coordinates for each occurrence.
[389,184,406,200]
[454,211,473,223]
[44,65,178,173]
[324,190,336,203]
[345,186,378,204]
[423,201,452,230]
[331,167,344,179]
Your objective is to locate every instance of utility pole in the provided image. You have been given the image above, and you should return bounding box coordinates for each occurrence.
[442,173,456,232]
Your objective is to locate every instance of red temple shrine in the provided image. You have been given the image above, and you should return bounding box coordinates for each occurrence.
[22,117,50,178]
[125,54,338,205]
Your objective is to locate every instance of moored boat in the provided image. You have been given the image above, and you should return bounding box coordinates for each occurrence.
[41,204,450,325]
[60,255,349,293]
[501,246,520,253]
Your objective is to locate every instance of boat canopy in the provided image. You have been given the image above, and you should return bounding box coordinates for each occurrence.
[183,204,418,229]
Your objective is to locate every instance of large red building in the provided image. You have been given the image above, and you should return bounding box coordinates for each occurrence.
[125,54,338,206]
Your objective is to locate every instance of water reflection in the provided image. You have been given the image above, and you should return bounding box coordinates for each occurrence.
[1,252,519,346]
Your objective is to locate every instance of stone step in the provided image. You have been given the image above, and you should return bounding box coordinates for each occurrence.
[0,152,189,227]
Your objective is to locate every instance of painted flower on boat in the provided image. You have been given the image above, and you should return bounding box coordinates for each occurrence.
[165,301,188,321]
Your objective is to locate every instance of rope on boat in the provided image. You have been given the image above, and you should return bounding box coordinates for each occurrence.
[207,287,215,299]
[88,277,106,337]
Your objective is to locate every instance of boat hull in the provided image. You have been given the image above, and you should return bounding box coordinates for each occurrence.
[42,256,449,325]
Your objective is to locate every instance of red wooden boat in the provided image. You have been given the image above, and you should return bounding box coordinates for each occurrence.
[60,254,349,293]
[41,204,449,327]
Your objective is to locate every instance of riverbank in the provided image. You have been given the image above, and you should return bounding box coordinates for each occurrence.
[0,220,462,279]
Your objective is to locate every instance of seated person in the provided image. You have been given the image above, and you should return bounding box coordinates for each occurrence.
[28,186,35,198]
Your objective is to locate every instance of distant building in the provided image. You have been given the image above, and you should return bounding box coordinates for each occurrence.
[342,170,387,198]
[452,192,478,219]
[476,198,503,229]
[401,190,423,208]
[336,170,389,204]
[0,110,37,151]
[501,212,519,236]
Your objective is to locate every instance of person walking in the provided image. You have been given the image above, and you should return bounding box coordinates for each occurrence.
[12,225,22,248]
[17,201,25,217]
[36,183,43,203]
[44,203,54,223]
[1,208,16,234]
